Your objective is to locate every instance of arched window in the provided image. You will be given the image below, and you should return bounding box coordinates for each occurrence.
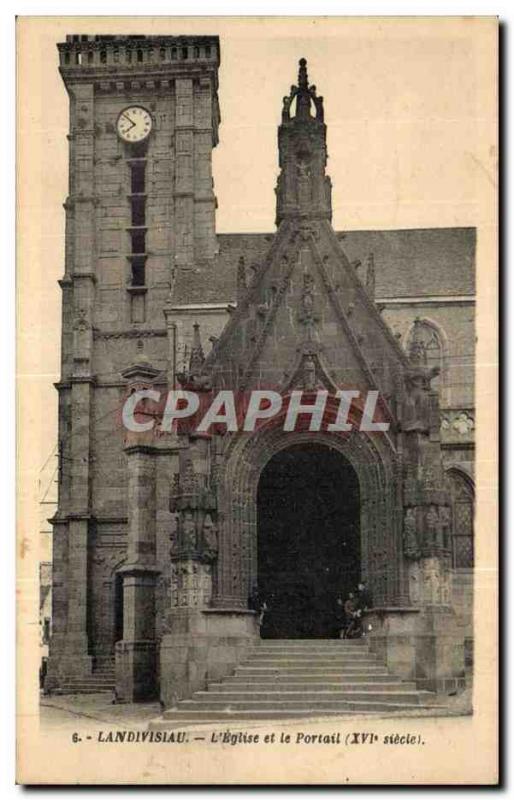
[406,319,446,392]
[447,469,474,568]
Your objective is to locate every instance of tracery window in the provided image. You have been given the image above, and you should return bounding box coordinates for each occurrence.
[447,469,474,568]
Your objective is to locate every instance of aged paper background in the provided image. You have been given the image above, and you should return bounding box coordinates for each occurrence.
[16,15,498,784]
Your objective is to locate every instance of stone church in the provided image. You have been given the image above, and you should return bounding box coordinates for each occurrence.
[47,34,475,709]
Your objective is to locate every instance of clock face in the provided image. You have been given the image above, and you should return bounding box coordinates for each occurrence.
[117,106,153,143]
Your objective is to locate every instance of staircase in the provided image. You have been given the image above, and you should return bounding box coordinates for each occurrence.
[150,639,440,728]
[58,659,115,695]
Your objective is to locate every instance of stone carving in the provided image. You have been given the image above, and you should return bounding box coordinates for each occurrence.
[297,159,312,205]
[177,323,212,390]
[182,511,197,550]
[73,308,90,330]
[407,560,422,605]
[94,328,167,340]
[440,410,475,436]
[180,460,198,495]
[169,514,179,558]
[423,558,441,605]
[169,473,181,513]
[297,272,320,343]
[403,372,433,434]
[425,505,442,549]
[202,514,218,561]
[403,507,420,560]
[421,463,442,492]
[170,561,212,608]
[420,556,451,606]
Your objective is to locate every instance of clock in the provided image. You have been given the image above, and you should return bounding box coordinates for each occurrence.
[117,106,153,143]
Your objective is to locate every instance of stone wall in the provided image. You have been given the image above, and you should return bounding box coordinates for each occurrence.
[452,568,474,666]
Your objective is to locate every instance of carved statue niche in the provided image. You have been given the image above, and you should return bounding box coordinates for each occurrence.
[73,307,91,356]
[302,355,317,391]
[403,507,421,560]
[296,157,312,206]
[403,319,440,434]
[298,271,320,337]
[169,513,179,558]
[169,472,180,513]
[182,510,197,551]
[425,505,442,550]
[403,373,433,434]
[202,513,218,562]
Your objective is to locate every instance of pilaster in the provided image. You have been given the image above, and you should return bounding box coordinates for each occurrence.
[115,360,161,701]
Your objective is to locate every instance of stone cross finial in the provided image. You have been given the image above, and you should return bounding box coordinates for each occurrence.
[189,323,205,376]
[298,57,309,90]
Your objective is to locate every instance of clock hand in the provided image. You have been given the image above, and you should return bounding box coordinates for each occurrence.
[122,113,136,130]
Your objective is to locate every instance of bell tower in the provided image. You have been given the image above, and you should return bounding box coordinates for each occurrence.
[275,58,332,225]
[47,34,221,694]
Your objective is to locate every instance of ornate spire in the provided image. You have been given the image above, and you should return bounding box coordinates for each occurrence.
[189,323,205,377]
[295,58,312,119]
[281,58,324,122]
[276,59,331,225]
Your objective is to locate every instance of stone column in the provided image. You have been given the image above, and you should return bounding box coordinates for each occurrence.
[193,77,217,260]
[48,81,97,683]
[160,442,258,707]
[115,445,160,701]
[163,297,177,390]
[174,78,194,268]
[115,358,161,701]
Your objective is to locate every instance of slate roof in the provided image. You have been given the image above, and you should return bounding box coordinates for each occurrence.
[172,227,476,305]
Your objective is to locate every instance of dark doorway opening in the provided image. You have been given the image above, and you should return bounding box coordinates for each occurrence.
[114,573,124,644]
[257,443,360,638]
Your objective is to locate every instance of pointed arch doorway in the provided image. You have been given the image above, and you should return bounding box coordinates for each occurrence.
[257,443,360,639]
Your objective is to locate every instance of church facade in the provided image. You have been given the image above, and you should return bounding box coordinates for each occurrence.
[47,34,475,706]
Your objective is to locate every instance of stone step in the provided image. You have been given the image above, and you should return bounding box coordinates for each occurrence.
[257,639,368,646]
[177,695,425,711]
[224,672,396,686]
[60,685,113,694]
[249,649,374,658]
[236,665,385,675]
[62,678,114,685]
[242,657,380,667]
[160,699,436,720]
[210,681,418,692]
[250,648,371,657]
[193,690,424,704]
[150,710,385,728]
[62,680,114,687]
[149,638,439,729]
